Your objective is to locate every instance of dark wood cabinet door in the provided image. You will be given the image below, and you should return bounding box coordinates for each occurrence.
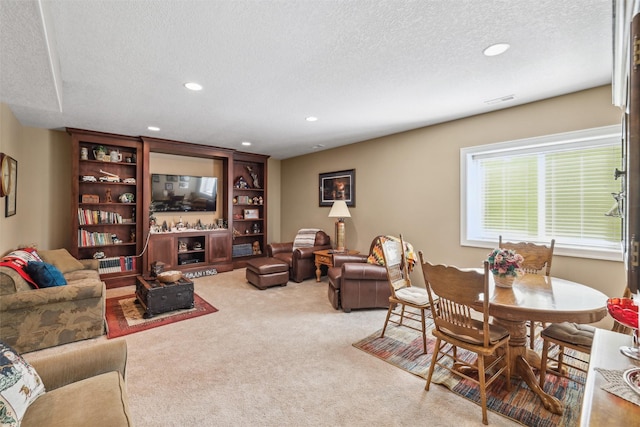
[148,234,176,270]
[209,231,231,264]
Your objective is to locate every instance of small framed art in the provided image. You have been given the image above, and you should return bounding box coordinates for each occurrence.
[244,209,259,219]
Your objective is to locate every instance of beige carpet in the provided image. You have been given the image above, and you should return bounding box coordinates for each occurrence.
[28,269,520,426]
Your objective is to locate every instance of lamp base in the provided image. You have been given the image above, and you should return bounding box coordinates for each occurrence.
[334,219,346,252]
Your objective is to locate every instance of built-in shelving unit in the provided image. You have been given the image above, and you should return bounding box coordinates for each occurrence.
[69,131,268,285]
[232,152,268,267]
[69,128,143,288]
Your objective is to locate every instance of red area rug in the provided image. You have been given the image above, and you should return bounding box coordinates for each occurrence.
[105,293,218,338]
[353,324,585,427]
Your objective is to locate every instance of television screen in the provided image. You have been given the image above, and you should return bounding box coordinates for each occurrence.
[150,174,217,212]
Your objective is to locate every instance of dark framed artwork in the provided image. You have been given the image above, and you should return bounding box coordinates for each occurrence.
[5,157,17,217]
[165,183,173,191]
[319,169,355,207]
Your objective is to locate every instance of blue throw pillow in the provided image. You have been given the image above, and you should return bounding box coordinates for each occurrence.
[25,261,67,288]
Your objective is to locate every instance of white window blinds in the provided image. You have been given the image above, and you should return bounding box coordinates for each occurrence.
[462,125,623,260]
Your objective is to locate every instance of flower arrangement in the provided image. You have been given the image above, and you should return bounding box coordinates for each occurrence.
[487,248,524,277]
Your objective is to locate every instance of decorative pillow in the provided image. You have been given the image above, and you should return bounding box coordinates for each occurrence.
[38,249,85,274]
[0,248,42,289]
[366,236,417,272]
[367,236,387,266]
[25,261,67,288]
[2,248,42,264]
[0,341,45,426]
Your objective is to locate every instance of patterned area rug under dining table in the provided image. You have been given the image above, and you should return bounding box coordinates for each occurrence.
[353,324,586,427]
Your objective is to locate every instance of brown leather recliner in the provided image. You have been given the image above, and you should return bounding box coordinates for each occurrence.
[267,230,331,282]
[327,236,391,312]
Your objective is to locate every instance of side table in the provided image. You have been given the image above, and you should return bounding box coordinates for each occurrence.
[313,249,359,282]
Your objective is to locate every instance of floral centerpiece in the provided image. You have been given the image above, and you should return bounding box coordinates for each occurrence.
[487,248,524,287]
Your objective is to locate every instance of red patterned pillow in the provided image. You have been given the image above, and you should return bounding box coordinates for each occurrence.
[0,248,42,289]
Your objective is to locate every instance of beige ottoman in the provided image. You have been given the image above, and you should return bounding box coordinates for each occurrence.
[246,257,289,290]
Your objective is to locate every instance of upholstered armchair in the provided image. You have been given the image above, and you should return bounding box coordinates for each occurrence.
[267,229,331,282]
[327,235,391,312]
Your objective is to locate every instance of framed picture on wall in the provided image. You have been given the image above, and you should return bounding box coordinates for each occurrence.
[5,156,17,217]
[319,169,355,207]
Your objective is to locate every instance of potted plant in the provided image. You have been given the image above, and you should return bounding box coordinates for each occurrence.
[487,248,524,287]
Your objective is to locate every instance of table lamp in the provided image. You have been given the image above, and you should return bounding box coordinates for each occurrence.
[328,200,351,252]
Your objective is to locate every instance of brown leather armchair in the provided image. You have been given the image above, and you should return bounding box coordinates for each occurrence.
[327,236,391,312]
[267,230,331,282]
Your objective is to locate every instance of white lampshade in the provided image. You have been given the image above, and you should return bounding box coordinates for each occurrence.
[328,200,351,218]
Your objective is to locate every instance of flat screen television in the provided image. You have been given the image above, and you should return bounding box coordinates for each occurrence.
[150,174,217,212]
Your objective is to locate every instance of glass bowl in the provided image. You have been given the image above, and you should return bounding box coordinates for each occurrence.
[607,297,638,329]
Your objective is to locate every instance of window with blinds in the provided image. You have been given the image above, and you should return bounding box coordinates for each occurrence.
[461,125,623,261]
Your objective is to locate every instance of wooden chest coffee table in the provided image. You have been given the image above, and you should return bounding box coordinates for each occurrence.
[135,275,194,318]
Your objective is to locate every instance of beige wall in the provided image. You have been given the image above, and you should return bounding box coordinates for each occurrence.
[267,157,281,244]
[0,104,71,255]
[280,85,626,304]
[0,86,628,307]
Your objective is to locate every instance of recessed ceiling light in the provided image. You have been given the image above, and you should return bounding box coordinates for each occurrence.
[484,94,516,105]
[184,82,203,91]
[147,126,160,131]
[241,141,252,146]
[306,116,318,122]
[312,144,325,149]
[483,43,510,57]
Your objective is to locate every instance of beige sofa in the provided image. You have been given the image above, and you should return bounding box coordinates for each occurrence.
[0,249,106,353]
[23,339,133,426]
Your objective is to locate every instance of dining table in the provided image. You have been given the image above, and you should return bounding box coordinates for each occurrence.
[479,273,609,415]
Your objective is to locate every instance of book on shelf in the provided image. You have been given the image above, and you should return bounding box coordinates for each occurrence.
[97,256,137,274]
[77,208,123,225]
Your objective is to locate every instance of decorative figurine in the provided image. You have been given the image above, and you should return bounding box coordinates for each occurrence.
[235,176,249,189]
[105,188,113,203]
[246,166,261,189]
[252,241,262,255]
[150,261,165,277]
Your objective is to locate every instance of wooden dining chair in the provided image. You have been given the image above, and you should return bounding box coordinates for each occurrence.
[498,236,555,349]
[539,286,633,388]
[420,255,511,425]
[379,234,430,353]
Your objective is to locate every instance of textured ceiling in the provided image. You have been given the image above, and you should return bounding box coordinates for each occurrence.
[0,1,613,159]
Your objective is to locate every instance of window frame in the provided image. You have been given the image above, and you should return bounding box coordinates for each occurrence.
[460,125,623,261]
